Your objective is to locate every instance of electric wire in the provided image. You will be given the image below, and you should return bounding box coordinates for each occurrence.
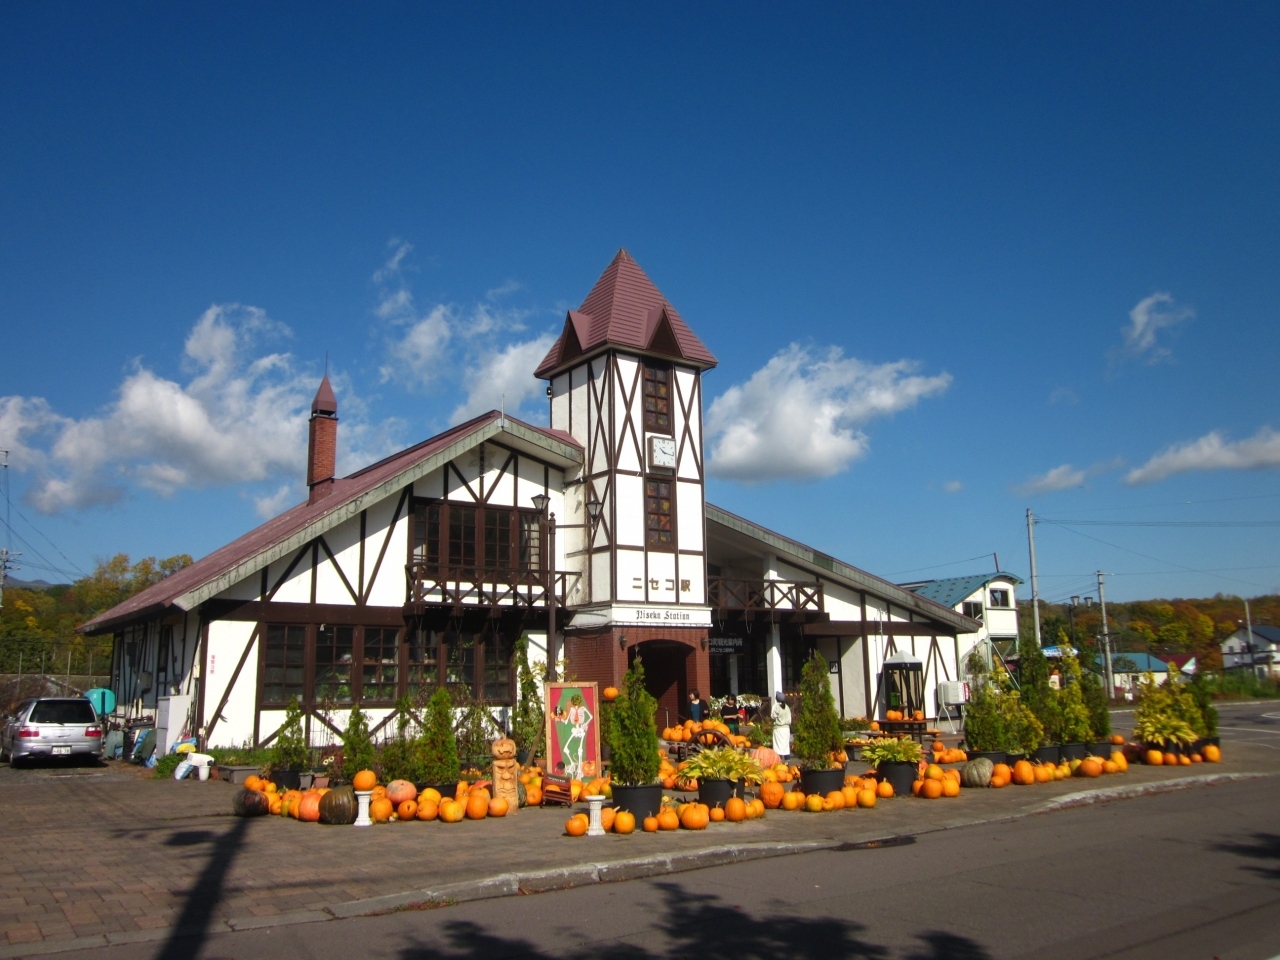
[9,503,86,577]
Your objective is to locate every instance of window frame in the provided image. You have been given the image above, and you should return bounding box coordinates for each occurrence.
[407,624,514,705]
[644,478,675,551]
[961,601,984,621]
[412,499,544,577]
[988,588,1011,609]
[642,361,673,434]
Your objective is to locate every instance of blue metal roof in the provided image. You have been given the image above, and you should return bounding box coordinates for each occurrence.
[1097,652,1169,673]
[905,572,1024,610]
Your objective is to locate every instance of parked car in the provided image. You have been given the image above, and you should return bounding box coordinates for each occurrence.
[1,697,103,766]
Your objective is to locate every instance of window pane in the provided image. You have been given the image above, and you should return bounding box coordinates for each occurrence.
[263,624,306,705]
[413,503,442,565]
[643,363,672,431]
[445,630,477,699]
[315,625,354,703]
[408,627,440,696]
[520,513,541,571]
[361,627,399,702]
[484,510,512,569]
[449,507,476,568]
[482,633,514,703]
[646,480,673,548]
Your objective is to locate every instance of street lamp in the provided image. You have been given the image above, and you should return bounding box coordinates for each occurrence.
[530,493,557,681]
[1069,596,1079,647]
[585,495,603,605]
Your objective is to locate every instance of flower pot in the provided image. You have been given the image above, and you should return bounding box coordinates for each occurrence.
[1005,753,1026,765]
[273,768,303,790]
[1033,746,1061,765]
[418,783,459,799]
[1086,742,1110,758]
[698,778,744,809]
[311,775,330,789]
[965,750,1007,765]
[1059,743,1088,762]
[799,768,845,797]
[611,784,663,821]
[876,761,917,798]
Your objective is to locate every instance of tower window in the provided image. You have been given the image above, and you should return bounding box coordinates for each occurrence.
[646,479,673,549]
[643,362,672,433]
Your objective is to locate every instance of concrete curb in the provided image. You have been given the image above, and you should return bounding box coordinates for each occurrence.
[1036,772,1273,812]
[1,770,1271,959]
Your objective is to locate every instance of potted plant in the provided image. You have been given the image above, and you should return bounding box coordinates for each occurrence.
[339,704,375,784]
[268,697,311,789]
[1187,673,1219,750]
[1055,652,1094,761]
[998,689,1043,763]
[1079,666,1112,757]
[420,687,461,793]
[862,737,923,797]
[793,650,846,796]
[961,653,1007,763]
[680,747,763,808]
[511,635,544,766]
[379,696,426,784]
[1018,634,1060,764]
[608,658,663,819]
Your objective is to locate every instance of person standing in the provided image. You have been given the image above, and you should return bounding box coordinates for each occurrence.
[720,694,743,734]
[771,691,791,760]
[687,690,707,723]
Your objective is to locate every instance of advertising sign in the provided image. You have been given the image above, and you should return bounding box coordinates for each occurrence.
[544,681,601,781]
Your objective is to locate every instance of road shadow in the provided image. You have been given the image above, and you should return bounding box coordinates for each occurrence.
[393,880,992,960]
[1211,831,1280,881]
[150,815,252,960]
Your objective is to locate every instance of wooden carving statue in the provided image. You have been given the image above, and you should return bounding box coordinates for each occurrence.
[490,736,520,814]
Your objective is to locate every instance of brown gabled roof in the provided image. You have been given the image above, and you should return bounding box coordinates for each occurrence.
[79,412,582,635]
[534,249,717,378]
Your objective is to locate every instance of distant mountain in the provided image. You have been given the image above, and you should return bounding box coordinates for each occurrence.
[2,576,66,590]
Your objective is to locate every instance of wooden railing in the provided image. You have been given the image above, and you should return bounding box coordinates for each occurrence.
[707,577,824,613]
[406,563,576,609]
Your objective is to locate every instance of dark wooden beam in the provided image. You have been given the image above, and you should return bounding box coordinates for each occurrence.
[801,621,955,638]
[204,600,405,626]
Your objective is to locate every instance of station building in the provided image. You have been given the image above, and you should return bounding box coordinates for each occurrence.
[82,250,977,749]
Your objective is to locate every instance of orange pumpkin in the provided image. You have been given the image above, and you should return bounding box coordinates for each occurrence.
[1011,760,1035,785]
[857,788,877,808]
[352,770,377,791]
[804,793,824,812]
[657,808,680,831]
[602,686,619,701]
[1202,743,1221,762]
[525,785,543,806]
[397,799,418,821]
[1110,734,1126,745]
[941,779,960,798]
[921,779,943,799]
[992,762,1012,782]
[369,797,394,823]
[760,781,785,809]
[876,780,894,799]
[416,799,439,820]
[565,815,588,837]
[1103,760,1120,774]
[1145,749,1165,766]
[1178,754,1192,766]
[465,793,489,820]
[781,790,804,811]
[642,815,659,832]
[825,790,846,810]
[1079,758,1103,778]
[724,797,747,822]
[297,792,322,822]
[386,780,418,806]
[1034,763,1053,784]
[438,799,465,822]
[1163,752,1179,766]
[243,774,263,792]
[612,810,636,833]
[488,797,509,817]
[841,785,859,808]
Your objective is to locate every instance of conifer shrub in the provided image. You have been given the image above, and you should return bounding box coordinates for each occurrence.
[269,696,311,772]
[420,687,460,785]
[340,703,376,781]
[792,649,843,769]
[608,658,660,786]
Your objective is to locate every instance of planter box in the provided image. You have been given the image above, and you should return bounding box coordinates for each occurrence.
[698,778,744,809]
[965,750,1006,765]
[877,761,917,798]
[1033,745,1061,765]
[1087,742,1112,758]
[1005,753,1026,765]
[1059,743,1088,762]
[611,784,663,820]
[274,769,303,791]
[215,765,262,785]
[799,768,845,797]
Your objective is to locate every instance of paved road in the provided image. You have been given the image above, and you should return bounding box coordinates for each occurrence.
[49,764,1280,960]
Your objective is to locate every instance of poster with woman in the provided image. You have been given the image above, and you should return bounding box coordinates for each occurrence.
[545,682,601,782]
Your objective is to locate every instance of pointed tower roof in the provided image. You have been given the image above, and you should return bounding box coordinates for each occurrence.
[311,374,338,416]
[534,249,717,378]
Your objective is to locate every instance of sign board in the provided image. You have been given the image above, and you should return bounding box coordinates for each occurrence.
[610,604,713,626]
[709,636,744,652]
[544,682,601,781]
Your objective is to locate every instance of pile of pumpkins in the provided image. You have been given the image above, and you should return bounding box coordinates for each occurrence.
[231,773,340,822]
[660,717,752,749]
[930,739,969,764]
[883,709,925,722]
[763,775,888,812]
[1143,742,1221,766]
[967,751,1129,789]
[567,795,769,836]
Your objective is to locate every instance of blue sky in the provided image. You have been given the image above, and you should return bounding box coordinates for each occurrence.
[2,4,1278,603]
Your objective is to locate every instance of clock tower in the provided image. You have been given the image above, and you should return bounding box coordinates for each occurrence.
[535,250,717,710]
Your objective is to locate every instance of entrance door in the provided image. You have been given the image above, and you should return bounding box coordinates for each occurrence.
[630,640,690,730]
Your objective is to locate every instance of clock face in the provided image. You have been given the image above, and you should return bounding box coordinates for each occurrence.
[648,435,677,470]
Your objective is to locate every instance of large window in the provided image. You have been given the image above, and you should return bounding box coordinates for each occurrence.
[989,588,1010,608]
[962,601,984,621]
[413,501,542,574]
[361,627,400,702]
[263,625,306,705]
[407,627,440,697]
[408,626,514,704]
[645,480,673,549]
[643,362,672,432]
[314,625,354,703]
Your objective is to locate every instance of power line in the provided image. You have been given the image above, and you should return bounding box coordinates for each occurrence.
[1040,518,1280,528]
[887,553,997,577]
[10,504,86,577]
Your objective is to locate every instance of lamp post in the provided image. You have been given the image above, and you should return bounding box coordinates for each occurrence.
[531,493,557,681]
[585,495,603,605]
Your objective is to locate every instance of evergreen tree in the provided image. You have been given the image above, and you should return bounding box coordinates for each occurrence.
[792,649,843,769]
[608,657,660,785]
[378,696,425,782]
[340,704,376,780]
[269,696,310,771]
[1018,631,1059,743]
[511,634,544,759]
[420,687,460,785]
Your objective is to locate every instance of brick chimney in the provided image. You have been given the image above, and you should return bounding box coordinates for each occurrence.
[307,375,338,504]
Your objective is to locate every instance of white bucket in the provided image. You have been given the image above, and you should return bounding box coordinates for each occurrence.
[188,753,213,782]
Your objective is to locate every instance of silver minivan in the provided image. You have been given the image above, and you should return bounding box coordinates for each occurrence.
[1,698,103,765]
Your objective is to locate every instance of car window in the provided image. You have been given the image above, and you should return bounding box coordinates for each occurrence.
[30,701,98,724]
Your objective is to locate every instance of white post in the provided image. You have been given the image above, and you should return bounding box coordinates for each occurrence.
[763,553,782,696]
[1026,509,1041,648]
[1098,571,1114,697]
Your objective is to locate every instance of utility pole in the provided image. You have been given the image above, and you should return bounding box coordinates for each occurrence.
[1026,509,1041,647]
[1098,571,1114,698]
[1244,597,1255,676]
[0,450,20,612]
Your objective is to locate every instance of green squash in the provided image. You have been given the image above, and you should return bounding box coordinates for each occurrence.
[232,788,270,817]
[319,784,358,825]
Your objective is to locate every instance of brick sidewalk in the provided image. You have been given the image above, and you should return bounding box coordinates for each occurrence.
[2,739,1275,953]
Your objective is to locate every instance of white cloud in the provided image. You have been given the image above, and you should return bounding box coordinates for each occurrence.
[1017,464,1087,495]
[1125,427,1280,485]
[1111,292,1194,366]
[705,344,951,482]
[943,480,963,494]
[0,396,66,472]
[253,483,297,519]
[451,335,556,423]
[4,305,397,515]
